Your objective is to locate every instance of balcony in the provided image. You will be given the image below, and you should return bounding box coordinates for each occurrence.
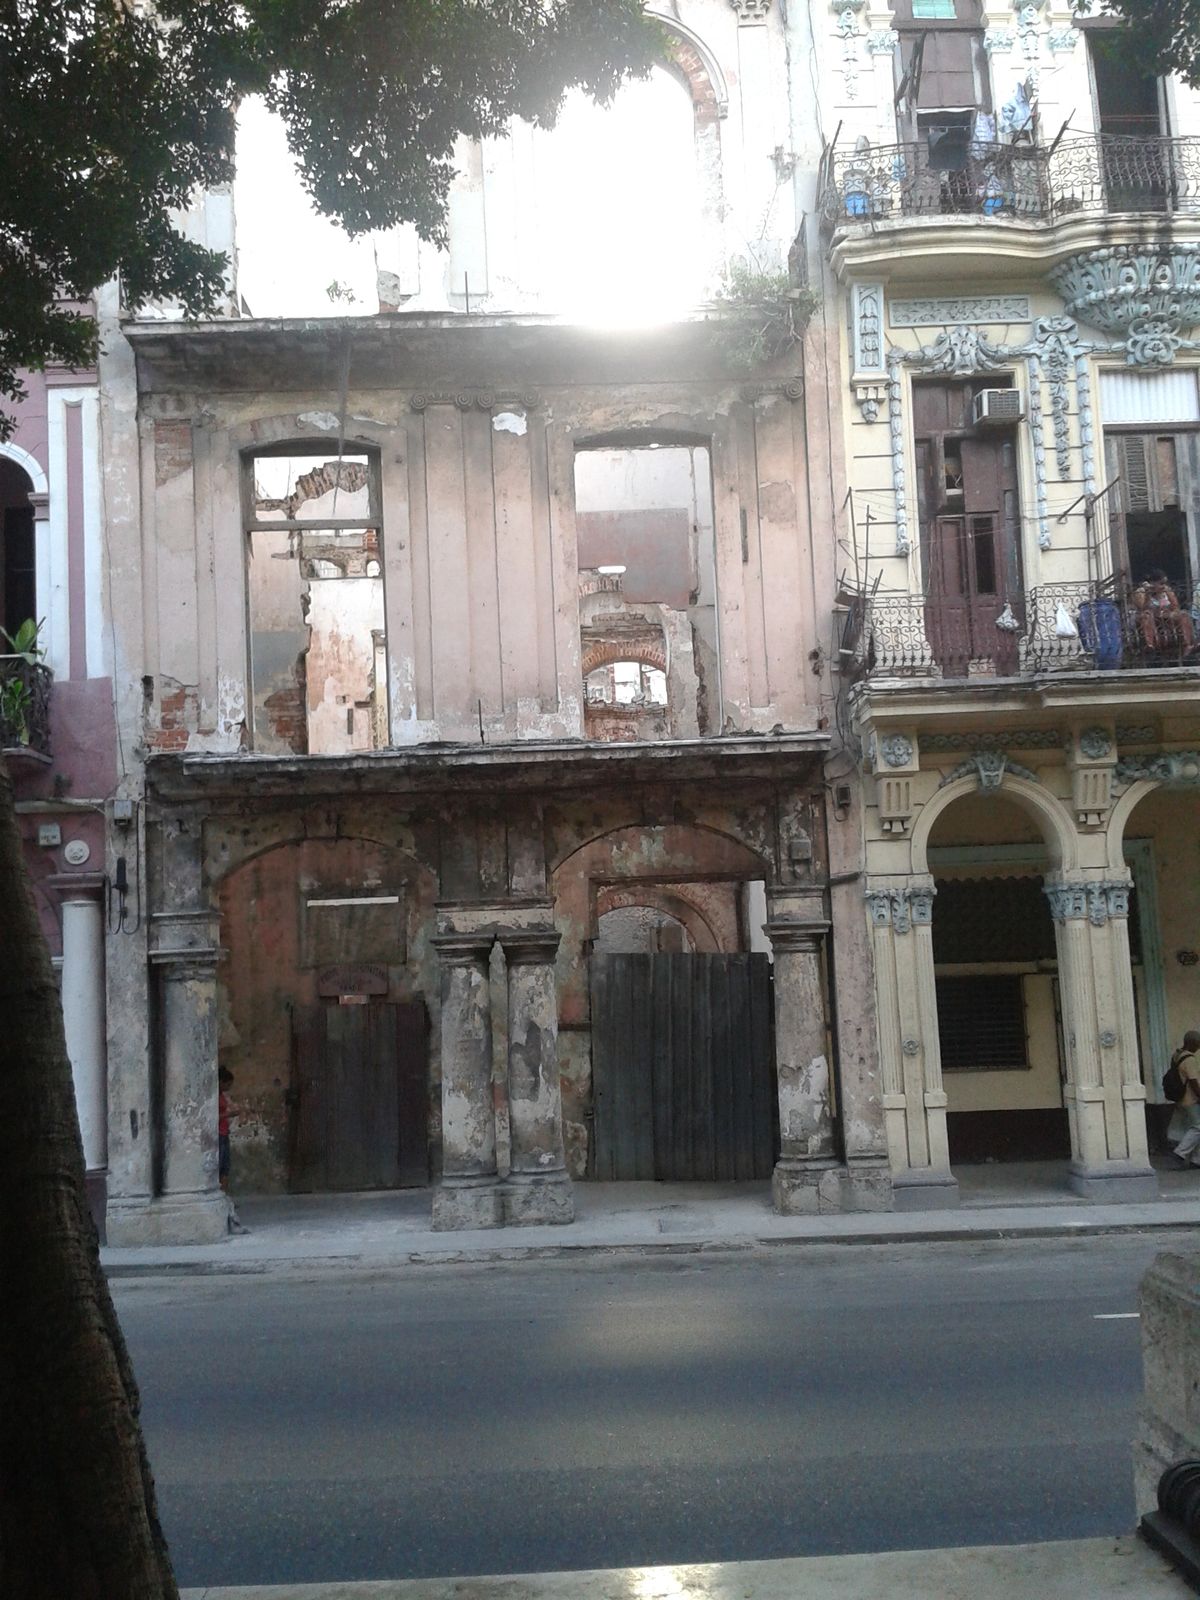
[0,659,52,758]
[853,580,1200,683]
[821,133,1200,279]
[822,133,1200,228]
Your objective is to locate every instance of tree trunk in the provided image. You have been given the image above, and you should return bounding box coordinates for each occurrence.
[0,757,177,1598]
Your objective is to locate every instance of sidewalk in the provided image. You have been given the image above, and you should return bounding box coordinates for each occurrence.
[179,1537,1192,1599]
[102,1160,1200,1277]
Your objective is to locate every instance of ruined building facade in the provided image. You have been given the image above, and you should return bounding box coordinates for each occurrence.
[86,0,894,1244]
[10,0,1199,1243]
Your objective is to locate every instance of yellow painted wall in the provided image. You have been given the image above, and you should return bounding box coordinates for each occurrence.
[1127,789,1200,1063]
[941,973,1063,1112]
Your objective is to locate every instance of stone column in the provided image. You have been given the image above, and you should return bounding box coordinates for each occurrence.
[431,932,503,1230]
[767,881,893,1215]
[867,880,958,1210]
[502,929,573,1226]
[1045,873,1156,1201]
[48,875,108,1173]
[144,920,228,1244]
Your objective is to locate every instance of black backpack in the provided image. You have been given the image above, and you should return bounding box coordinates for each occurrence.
[1163,1052,1193,1103]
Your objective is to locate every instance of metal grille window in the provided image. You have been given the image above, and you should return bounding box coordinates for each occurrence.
[932,876,1056,963]
[937,974,1028,1070]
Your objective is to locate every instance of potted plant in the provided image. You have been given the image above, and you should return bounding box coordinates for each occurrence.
[0,618,45,747]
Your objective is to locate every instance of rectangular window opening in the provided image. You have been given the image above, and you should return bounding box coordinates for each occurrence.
[246,450,388,756]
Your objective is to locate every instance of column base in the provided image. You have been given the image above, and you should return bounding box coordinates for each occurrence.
[1067,1159,1159,1203]
[105,1190,230,1246]
[772,1157,893,1215]
[431,1178,504,1231]
[505,1171,575,1227]
[891,1168,961,1211]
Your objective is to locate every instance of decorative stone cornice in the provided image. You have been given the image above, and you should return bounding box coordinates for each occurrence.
[432,930,495,963]
[410,391,541,412]
[500,929,561,965]
[922,729,1063,752]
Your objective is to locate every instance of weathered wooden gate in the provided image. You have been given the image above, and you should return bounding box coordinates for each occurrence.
[590,953,776,1181]
[289,1000,429,1191]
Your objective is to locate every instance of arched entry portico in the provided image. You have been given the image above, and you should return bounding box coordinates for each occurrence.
[869,767,1155,1206]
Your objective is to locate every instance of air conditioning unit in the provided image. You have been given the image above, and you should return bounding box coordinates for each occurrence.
[972,387,1025,426]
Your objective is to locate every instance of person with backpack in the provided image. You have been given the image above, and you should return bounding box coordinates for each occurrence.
[1164,1031,1200,1166]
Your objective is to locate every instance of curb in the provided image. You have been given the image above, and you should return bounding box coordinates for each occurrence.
[102,1213,1200,1278]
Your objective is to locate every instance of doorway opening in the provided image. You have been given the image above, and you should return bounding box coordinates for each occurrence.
[914,376,1022,676]
[575,439,719,740]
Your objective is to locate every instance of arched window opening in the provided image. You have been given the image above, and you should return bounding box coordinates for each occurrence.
[530,66,704,319]
[245,448,388,755]
[0,457,36,643]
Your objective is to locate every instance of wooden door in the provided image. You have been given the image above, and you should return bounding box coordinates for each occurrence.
[590,953,776,1182]
[922,422,1021,674]
[289,1000,429,1191]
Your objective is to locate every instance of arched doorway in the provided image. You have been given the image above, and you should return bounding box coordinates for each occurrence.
[217,836,436,1193]
[924,792,1068,1168]
[1109,783,1200,1162]
[552,823,776,1183]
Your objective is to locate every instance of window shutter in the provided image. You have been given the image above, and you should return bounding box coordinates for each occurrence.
[1118,433,1155,511]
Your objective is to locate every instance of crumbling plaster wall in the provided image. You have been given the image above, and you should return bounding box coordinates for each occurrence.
[138,380,828,757]
[210,812,440,1191]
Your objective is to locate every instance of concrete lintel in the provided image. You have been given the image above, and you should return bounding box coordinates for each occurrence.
[149,734,831,804]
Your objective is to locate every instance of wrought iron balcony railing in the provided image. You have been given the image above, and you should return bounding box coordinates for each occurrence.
[855,580,1200,683]
[821,133,1200,227]
[0,659,52,756]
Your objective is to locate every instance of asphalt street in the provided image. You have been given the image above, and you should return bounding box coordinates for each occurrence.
[111,1231,1190,1589]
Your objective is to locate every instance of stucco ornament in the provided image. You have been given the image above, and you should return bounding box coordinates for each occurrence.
[1032,316,1081,479]
[865,885,935,932]
[941,752,1039,790]
[1045,880,1131,923]
[1050,246,1200,366]
[867,28,898,51]
[832,0,865,98]
[902,1037,920,1056]
[1125,317,1184,368]
[984,27,1014,51]
[728,0,773,16]
[1115,752,1200,789]
[891,295,1031,327]
[1078,726,1112,761]
[1047,25,1078,50]
[880,733,914,768]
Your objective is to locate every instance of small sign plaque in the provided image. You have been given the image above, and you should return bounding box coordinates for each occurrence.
[317,964,388,998]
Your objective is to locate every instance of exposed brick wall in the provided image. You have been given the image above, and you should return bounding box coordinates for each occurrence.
[148,683,198,751]
[580,638,668,677]
[154,420,193,488]
[667,39,721,126]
